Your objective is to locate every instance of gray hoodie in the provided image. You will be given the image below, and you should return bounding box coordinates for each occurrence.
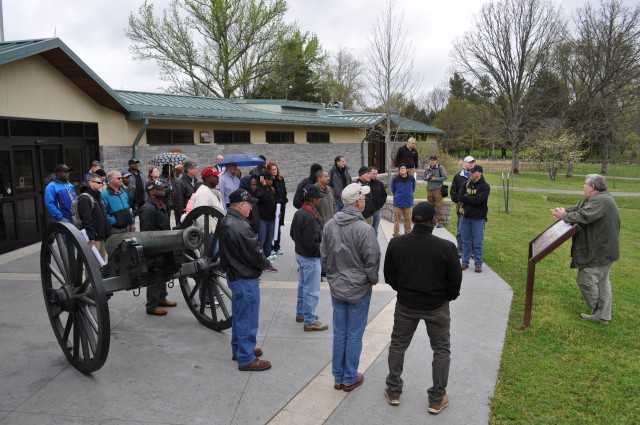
[320,204,380,303]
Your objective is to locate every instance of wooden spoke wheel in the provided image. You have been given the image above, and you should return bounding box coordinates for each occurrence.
[40,222,110,374]
[179,206,232,331]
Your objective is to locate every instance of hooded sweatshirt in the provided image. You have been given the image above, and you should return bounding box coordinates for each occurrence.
[320,204,380,303]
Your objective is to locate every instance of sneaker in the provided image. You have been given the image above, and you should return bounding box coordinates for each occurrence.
[475,265,483,273]
[461,263,469,270]
[304,321,329,332]
[579,313,610,324]
[296,315,318,323]
[205,300,211,308]
[384,387,400,406]
[428,394,449,414]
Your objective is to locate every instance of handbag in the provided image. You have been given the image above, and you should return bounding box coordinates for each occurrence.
[441,184,449,198]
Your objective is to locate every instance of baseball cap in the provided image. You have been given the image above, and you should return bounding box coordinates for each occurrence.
[412,202,436,223]
[128,158,140,165]
[470,164,484,173]
[229,188,258,204]
[358,166,370,176]
[303,184,325,200]
[464,155,475,162]
[120,169,132,177]
[201,166,222,178]
[55,164,72,172]
[341,183,371,205]
[145,180,166,191]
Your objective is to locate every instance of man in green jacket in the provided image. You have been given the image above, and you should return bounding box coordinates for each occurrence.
[552,174,621,324]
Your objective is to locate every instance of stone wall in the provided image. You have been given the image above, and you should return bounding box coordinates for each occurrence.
[100,143,366,186]
[381,197,452,224]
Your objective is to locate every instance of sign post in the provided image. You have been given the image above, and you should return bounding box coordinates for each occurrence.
[525,220,581,327]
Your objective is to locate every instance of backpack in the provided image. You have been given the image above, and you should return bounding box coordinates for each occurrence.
[71,193,96,230]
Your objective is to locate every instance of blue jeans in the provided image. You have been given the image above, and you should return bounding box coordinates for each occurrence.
[258,219,275,257]
[372,209,382,237]
[296,254,321,325]
[455,214,463,253]
[228,277,260,367]
[335,203,343,213]
[332,288,372,386]
[460,216,485,266]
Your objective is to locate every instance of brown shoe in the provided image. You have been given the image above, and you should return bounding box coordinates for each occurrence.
[296,315,318,323]
[428,394,449,414]
[238,359,272,371]
[475,265,482,273]
[461,263,469,270]
[384,387,400,406]
[343,373,364,392]
[232,347,264,361]
[304,321,329,332]
[334,383,344,390]
[146,307,167,316]
[159,299,177,307]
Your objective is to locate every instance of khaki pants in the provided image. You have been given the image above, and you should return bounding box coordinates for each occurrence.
[393,206,412,237]
[427,189,445,223]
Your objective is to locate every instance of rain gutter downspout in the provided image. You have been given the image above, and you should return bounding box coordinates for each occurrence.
[360,136,367,168]
[132,118,149,159]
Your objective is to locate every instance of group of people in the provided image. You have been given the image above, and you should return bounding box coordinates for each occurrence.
[44,149,621,415]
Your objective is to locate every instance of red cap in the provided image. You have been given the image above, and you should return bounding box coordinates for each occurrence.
[201,166,221,178]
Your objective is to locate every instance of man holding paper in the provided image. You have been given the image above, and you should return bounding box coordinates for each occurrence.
[77,172,110,261]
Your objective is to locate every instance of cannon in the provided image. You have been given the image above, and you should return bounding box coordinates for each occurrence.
[40,206,229,373]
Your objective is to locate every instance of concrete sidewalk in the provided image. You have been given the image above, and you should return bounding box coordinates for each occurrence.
[0,218,512,425]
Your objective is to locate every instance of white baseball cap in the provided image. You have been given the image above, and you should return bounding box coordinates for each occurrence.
[341,183,371,204]
[463,156,476,162]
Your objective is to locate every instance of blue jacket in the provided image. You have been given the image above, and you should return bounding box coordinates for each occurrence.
[44,179,77,221]
[390,175,415,208]
[102,186,135,229]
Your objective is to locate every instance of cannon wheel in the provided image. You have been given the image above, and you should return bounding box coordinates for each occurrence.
[179,206,232,331]
[40,222,110,374]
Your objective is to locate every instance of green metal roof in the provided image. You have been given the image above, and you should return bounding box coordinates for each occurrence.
[391,114,445,135]
[0,38,128,113]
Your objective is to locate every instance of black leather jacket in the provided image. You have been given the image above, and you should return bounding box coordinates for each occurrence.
[219,208,271,280]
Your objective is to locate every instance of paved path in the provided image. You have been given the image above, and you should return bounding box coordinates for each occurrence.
[0,218,512,424]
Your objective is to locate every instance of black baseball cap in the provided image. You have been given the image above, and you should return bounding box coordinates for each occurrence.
[128,158,140,165]
[412,202,436,223]
[55,164,72,172]
[303,184,325,200]
[358,166,370,176]
[145,180,166,191]
[229,188,258,204]
[470,164,484,173]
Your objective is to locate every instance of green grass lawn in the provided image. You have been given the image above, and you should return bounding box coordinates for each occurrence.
[445,191,640,424]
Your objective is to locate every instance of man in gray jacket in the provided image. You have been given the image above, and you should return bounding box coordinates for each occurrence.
[320,183,380,393]
[424,155,448,227]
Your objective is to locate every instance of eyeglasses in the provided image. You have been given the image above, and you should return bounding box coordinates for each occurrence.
[90,180,102,184]
[113,177,123,180]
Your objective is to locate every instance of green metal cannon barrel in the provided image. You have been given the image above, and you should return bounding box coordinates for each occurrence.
[105,228,203,257]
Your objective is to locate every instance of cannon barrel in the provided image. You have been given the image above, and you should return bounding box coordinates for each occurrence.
[105,228,203,257]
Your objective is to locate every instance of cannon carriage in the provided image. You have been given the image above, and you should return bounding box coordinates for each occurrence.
[40,206,229,374]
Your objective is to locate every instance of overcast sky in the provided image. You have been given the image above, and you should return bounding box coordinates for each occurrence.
[3,0,634,102]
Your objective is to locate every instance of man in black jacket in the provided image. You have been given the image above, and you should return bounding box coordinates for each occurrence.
[140,180,178,316]
[356,166,375,225]
[173,161,199,226]
[450,156,475,256]
[254,171,277,266]
[219,189,273,371]
[290,185,328,332]
[368,166,387,237]
[394,138,419,176]
[459,164,490,273]
[77,173,109,260]
[293,163,323,209]
[383,203,462,413]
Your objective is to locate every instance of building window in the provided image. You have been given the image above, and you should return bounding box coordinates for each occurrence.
[307,132,330,143]
[266,131,294,144]
[146,129,194,145]
[214,130,250,144]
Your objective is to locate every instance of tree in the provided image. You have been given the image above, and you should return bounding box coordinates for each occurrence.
[250,29,329,102]
[126,0,291,98]
[365,0,418,177]
[522,124,586,180]
[424,85,449,122]
[564,0,640,174]
[452,0,566,173]
[326,47,365,110]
